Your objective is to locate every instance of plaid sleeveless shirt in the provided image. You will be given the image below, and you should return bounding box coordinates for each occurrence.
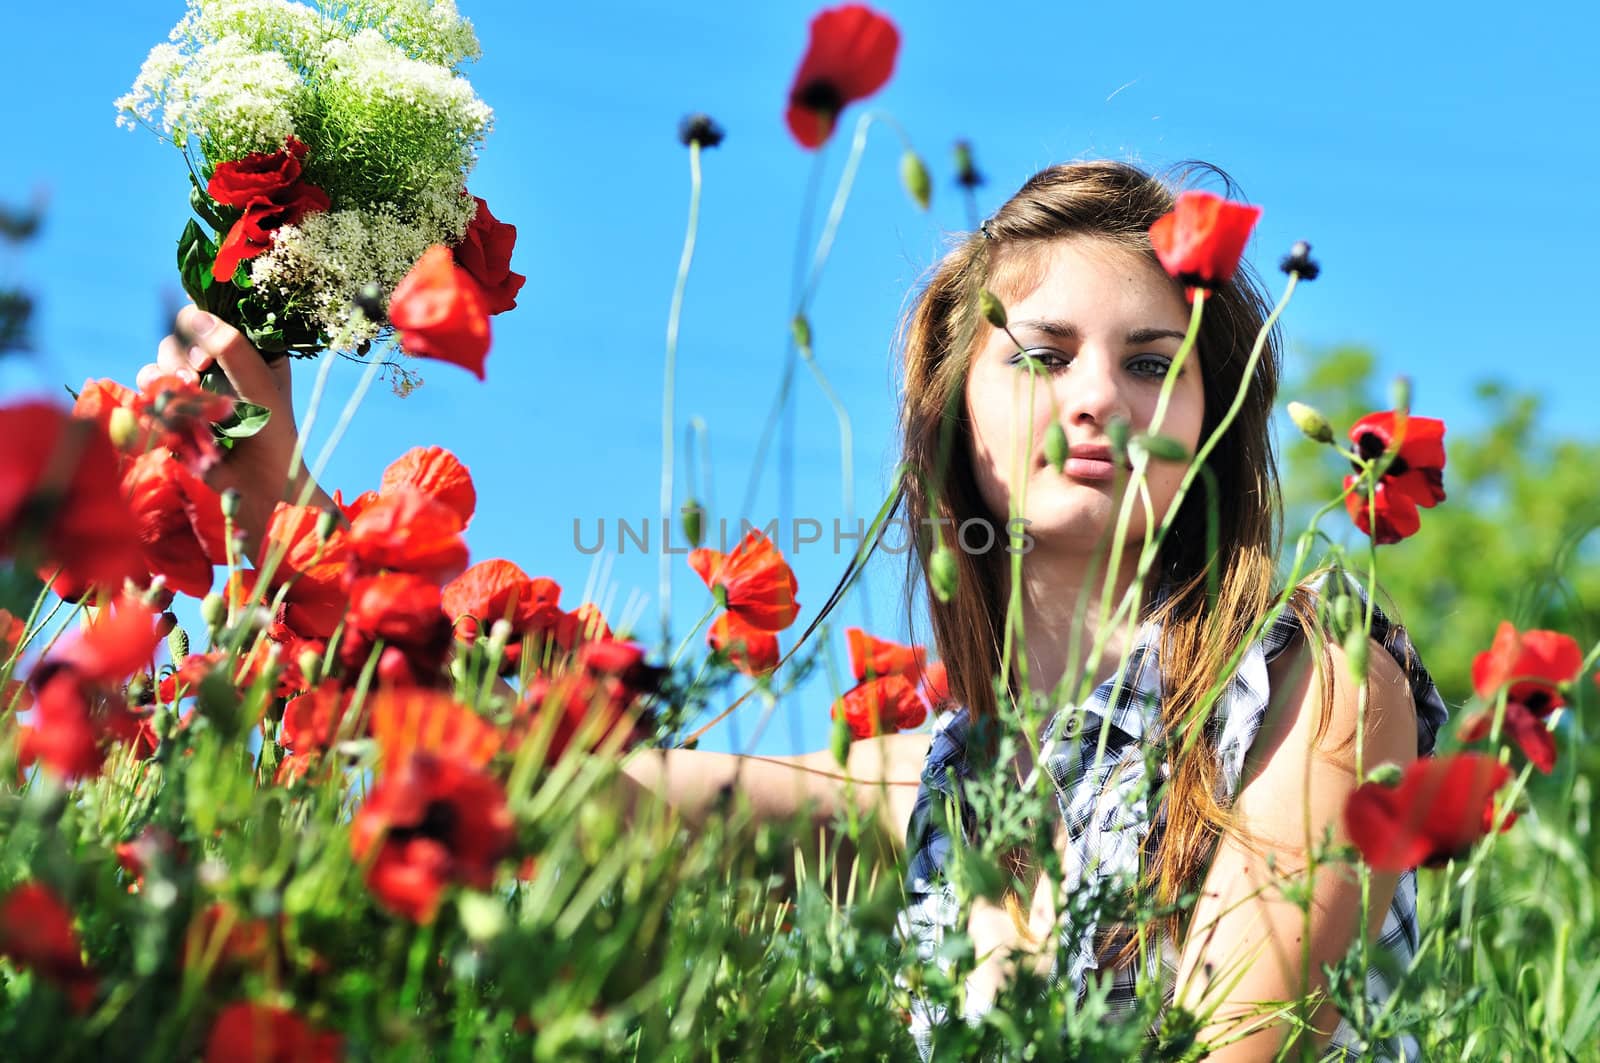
[898,592,1449,1060]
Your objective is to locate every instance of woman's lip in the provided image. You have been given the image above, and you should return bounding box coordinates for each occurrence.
[1062,457,1117,481]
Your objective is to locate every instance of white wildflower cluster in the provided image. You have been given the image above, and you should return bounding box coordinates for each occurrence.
[115,37,305,160]
[338,0,482,68]
[314,29,493,206]
[249,190,476,347]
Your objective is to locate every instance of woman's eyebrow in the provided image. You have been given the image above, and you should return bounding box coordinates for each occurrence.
[1010,319,1187,345]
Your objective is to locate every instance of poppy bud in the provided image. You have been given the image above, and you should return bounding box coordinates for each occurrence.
[1363,762,1404,787]
[108,406,139,450]
[1279,240,1321,281]
[200,592,227,628]
[1390,376,1412,415]
[353,282,386,325]
[1106,417,1130,463]
[1044,422,1068,473]
[220,488,242,521]
[831,710,852,768]
[953,139,984,190]
[1343,625,1370,685]
[315,507,339,543]
[900,151,932,211]
[1135,433,1190,463]
[167,623,190,662]
[1325,591,1358,642]
[791,314,812,349]
[297,648,322,687]
[681,501,704,548]
[1287,401,1333,444]
[977,288,1006,329]
[929,546,958,603]
[677,113,725,149]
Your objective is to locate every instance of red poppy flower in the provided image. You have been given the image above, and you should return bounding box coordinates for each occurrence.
[832,673,926,740]
[1148,190,1262,296]
[549,602,612,654]
[1344,752,1513,872]
[2,401,142,594]
[339,572,453,688]
[350,752,515,923]
[208,137,333,283]
[442,561,562,641]
[370,688,500,769]
[279,681,356,756]
[513,640,660,764]
[1471,621,1582,717]
[919,659,952,711]
[846,627,926,682]
[1342,475,1422,546]
[346,484,469,585]
[123,448,229,598]
[129,373,236,474]
[184,903,275,975]
[204,1001,343,1063]
[248,504,351,641]
[388,245,491,380]
[380,446,477,525]
[48,595,162,684]
[708,613,780,677]
[688,530,800,633]
[0,883,97,1012]
[453,195,525,316]
[785,5,900,150]
[17,674,105,779]
[1348,411,1447,509]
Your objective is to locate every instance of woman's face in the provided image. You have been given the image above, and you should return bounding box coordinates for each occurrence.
[963,236,1206,554]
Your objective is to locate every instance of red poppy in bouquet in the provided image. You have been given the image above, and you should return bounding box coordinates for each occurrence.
[338,572,454,689]
[1457,621,1584,774]
[17,595,163,780]
[453,195,525,315]
[388,245,491,380]
[1,402,143,596]
[442,560,563,673]
[512,638,663,766]
[204,1001,343,1063]
[350,751,515,924]
[1148,190,1262,299]
[785,4,900,149]
[207,135,333,282]
[1344,752,1514,872]
[0,883,98,1012]
[1340,410,1447,545]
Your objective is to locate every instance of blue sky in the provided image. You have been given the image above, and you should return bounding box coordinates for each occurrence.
[2,1,1595,756]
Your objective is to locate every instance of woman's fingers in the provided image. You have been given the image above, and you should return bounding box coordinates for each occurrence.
[175,305,286,413]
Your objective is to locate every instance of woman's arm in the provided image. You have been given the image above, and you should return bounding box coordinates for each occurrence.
[139,306,336,561]
[1171,634,1419,1060]
[619,734,931,878]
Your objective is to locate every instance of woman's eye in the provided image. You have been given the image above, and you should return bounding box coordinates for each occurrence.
[1011,348,1067,372]
[1127,354,1175,377]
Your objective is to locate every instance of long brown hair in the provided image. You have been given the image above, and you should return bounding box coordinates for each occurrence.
[895,160,1319,964]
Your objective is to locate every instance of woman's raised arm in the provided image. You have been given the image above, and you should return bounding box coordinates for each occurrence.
[138,305,336,560]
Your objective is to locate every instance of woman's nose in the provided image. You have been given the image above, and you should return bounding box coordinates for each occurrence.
[1057,350,1128,429]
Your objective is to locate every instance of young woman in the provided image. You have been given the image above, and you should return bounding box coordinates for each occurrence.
[143,160,1446,1061]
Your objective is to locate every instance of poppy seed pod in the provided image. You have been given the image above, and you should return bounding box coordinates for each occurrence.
[1286,401,1333,444]
[900,151,931,211]
[977,288,1006,329]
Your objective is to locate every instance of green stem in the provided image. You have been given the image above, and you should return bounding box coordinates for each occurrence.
[659,141,704,657]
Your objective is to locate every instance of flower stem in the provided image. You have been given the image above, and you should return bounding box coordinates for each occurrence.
[659,141,704,657]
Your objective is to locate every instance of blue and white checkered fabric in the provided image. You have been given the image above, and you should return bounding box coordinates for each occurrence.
[899,587,1450,1060]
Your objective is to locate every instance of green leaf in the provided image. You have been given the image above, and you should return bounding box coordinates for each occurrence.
[188,174,235,232]
[214,400,272,440]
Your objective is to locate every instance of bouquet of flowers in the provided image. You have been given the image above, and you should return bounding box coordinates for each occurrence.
[115,0,523,380]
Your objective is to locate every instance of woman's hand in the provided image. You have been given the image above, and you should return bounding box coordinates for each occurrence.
[138,305,333,559]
